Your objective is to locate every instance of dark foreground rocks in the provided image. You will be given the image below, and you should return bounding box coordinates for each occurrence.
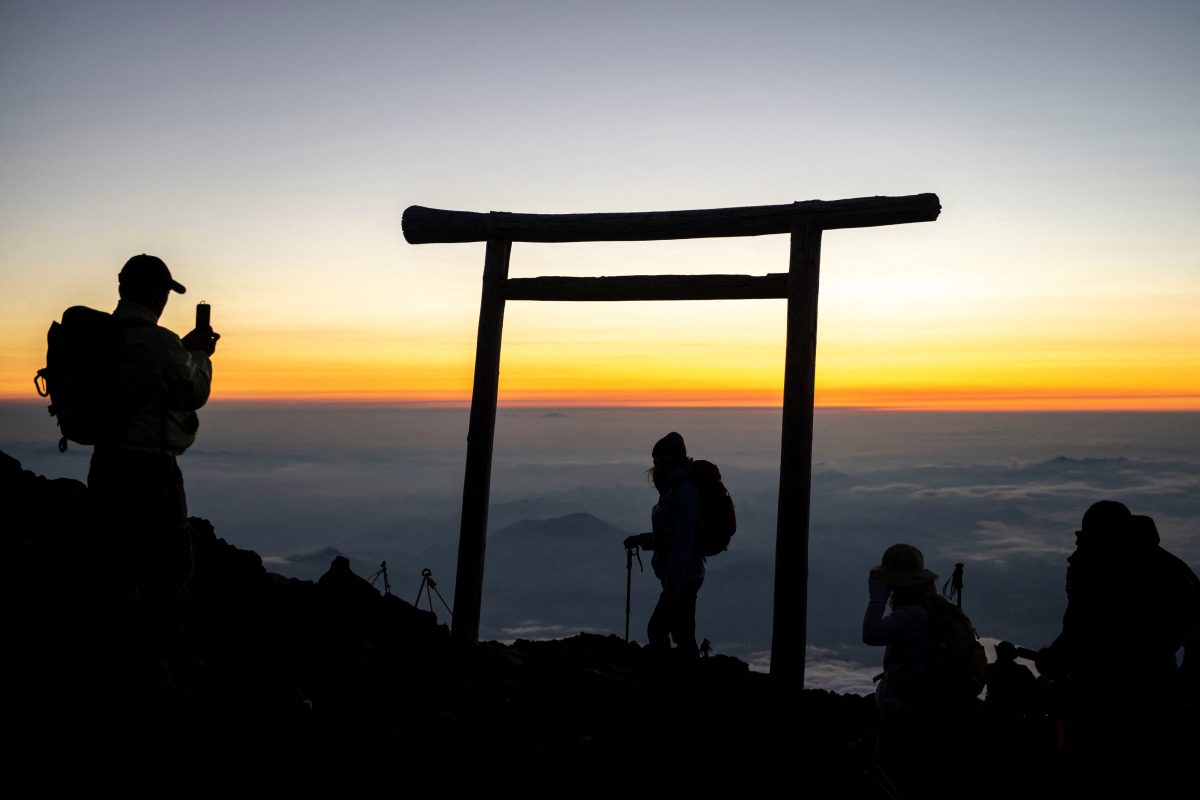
[1,451,878,790]
[4,451,1193,795]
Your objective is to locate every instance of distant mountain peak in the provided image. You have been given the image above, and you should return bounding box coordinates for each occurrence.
[274,545,345,564]
[494,512,628,540]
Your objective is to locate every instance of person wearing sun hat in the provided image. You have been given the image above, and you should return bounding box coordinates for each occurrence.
[862,543,945,794]
[863,543,940,707]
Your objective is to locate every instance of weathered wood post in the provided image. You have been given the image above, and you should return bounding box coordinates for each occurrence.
[452,235,511,644]
[771,220,822,688]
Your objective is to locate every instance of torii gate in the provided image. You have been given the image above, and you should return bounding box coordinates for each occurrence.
[402,193,941,690]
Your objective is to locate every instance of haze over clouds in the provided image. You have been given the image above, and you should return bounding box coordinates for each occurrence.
[4,403,1197,692]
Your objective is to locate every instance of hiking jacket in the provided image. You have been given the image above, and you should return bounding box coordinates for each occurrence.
[101,299,212,455]
[633,459,706,589]
[863,583,936,713]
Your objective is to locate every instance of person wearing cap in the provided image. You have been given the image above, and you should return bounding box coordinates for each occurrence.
[89,254,219,457]
[624,432,705,660]
[86,254,219,673]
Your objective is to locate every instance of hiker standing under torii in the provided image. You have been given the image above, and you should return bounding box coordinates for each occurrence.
[624,432,736,662]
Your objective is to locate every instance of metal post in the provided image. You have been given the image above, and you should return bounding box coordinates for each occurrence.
[625,547,633,643]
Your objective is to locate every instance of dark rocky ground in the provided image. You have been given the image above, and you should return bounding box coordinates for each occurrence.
[2,451,1190,795]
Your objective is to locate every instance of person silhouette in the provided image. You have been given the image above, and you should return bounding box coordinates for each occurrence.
[984,640,1043,778]
[863,543,982,796]
[985,640,1038,717]
[1039,501,1200,790]
[85,254,219,675]
[624,432,705,661]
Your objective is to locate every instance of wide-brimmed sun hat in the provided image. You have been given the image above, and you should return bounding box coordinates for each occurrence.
[871,543,938,588]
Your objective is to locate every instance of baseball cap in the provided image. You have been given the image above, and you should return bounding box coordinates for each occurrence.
[119,254,186,294]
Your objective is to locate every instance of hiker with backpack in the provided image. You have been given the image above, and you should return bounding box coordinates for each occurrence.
[863,543,985,796]
[1038,502,1200,787]
[43,254,219,678]
[623,432,735,661]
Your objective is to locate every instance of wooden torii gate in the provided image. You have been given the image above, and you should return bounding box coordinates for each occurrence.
[402,193,941,690]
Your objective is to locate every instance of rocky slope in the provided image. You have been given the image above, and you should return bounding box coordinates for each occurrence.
[6,451,1186,795]
[1,451,879,789]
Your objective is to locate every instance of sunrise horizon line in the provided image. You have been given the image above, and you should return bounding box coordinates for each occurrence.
[6,396,1199,413]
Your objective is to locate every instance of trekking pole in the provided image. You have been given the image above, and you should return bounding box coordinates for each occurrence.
[942,562,965,608]
[865,763,907,800]
[624,545,643,643]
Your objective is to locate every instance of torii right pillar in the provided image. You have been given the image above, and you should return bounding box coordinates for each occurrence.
[771,218,823,691]
[772,201,942,692]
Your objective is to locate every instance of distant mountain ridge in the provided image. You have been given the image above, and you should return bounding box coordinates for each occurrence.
[267,545,345,564]
[494,511,630,540]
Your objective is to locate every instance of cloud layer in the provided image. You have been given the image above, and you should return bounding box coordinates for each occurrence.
[4,403,1197,692]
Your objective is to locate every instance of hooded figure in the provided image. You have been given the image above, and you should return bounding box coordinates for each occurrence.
[625,432,706,659]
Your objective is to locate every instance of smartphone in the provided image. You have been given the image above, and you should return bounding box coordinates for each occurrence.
[196,302,211,330]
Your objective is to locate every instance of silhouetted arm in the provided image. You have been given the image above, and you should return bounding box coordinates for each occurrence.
[162,331,212,410]
[863,601,926,646]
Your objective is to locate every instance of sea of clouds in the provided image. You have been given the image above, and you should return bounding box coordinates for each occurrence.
[4,403,1197,694]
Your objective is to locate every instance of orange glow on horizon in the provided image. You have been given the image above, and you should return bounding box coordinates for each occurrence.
[5,293,1198,413]
[8,386,1190,411]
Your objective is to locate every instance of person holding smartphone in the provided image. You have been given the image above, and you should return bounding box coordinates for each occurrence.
[86,253,220,677]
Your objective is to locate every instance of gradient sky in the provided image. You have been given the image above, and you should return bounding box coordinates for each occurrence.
[2,1,1197,408]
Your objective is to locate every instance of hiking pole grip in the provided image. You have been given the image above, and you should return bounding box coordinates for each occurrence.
[625,547,634,643]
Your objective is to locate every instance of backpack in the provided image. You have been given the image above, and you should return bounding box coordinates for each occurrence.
[916,595,988,703]
[34,306,146,452]
[690,459,736,557]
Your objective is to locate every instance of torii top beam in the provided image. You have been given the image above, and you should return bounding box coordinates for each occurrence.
[402,193,940,244]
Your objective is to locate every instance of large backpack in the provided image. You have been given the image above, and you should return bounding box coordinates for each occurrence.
[690,459,736,557]
[34,306,145,452]
[917,595,988,703]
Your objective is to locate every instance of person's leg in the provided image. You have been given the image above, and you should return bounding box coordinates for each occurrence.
[670,578,703,659]
[133,456,192,672]
[89,450,192,675]
[646,584,674,650]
